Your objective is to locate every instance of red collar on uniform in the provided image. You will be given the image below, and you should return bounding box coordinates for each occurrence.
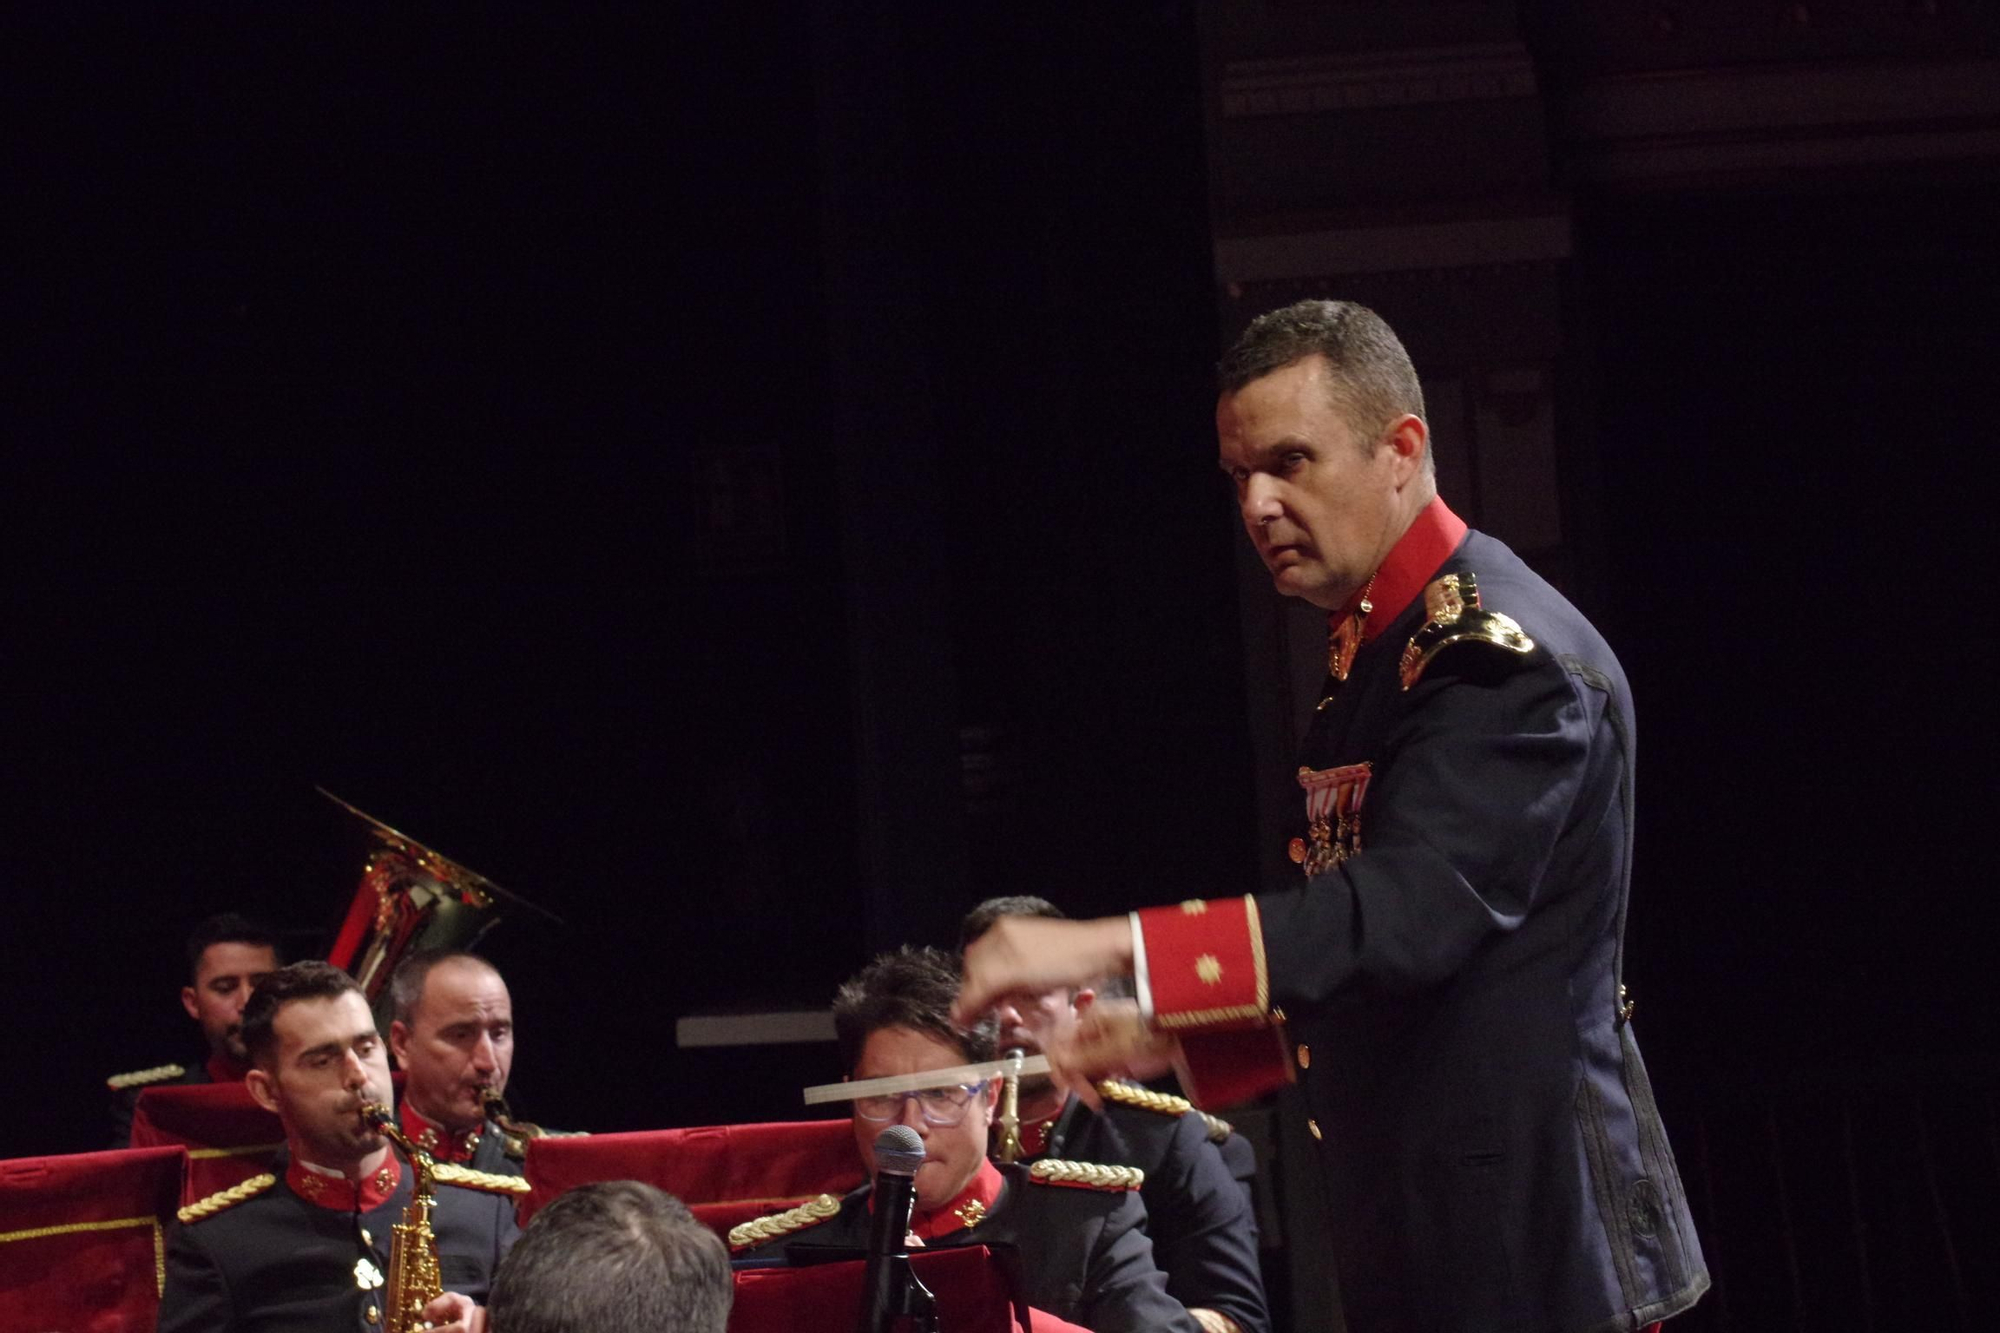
[205,1052,249,1084]
[1328,496,1468,645]
[287,1152,401,1212]
[910,1160,1005,1242]
[1012,1090,1065,1159]
[400,1101,480,1165]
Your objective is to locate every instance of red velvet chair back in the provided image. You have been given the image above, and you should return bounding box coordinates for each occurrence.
[129,1081,286,1203]
[0,1145,187,1333]
[731,1246,1024,1333]
[522,1120,864,1226]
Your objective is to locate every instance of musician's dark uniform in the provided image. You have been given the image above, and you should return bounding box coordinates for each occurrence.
[733,1159,1202,1333]
[157,1155,524,1332]
[1136,500,1709,1333]
[1030,1087,1267,1333]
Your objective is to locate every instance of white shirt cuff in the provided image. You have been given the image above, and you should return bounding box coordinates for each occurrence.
[1128,911,1154,1021]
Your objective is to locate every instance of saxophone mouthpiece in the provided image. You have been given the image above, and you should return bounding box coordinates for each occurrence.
[361,1102,393,1131]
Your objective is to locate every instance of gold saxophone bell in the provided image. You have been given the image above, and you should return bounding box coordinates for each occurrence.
[362,1103,446,1333]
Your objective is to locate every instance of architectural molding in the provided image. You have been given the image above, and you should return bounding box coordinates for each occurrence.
[1562,57,2000,182]
[1215,211,1571,284]
[1219,41,1538,118]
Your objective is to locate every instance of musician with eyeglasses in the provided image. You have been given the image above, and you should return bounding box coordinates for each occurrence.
[960,897,1267,1333]
[731,946,1201,1333]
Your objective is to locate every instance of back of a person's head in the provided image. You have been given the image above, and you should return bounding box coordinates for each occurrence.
[488,1181,731,1333]
[957,894,1066,952]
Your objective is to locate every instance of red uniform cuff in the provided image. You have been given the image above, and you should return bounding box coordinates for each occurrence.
[1175,1027,1294,1108]
[1135,897,1272,1030]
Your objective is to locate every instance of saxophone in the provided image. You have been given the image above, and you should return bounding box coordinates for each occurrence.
[362,1103,445,1333]
[480,1086,548,1160]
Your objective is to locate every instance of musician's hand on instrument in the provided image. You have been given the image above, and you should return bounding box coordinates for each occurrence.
[954,916,1133,1025]
[422,1291,486,1333]
[1043,996,1178,1110]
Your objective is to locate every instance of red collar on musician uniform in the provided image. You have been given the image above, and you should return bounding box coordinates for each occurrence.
[1327,497,1469,645]
[910,1160,1005,1242]
[1012,1091,1065,1159]
[205,1052,250,1084]
[287,1152,402,1212]
[400,1101,481,1164]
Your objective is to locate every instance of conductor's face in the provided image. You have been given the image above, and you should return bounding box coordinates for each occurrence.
[1219,354,1417,612]
[851,1025,999,1213]
[247,990,394,1168]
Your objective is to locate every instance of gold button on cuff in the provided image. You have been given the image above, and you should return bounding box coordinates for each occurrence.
[1295,1044,1311,1070]
[365,1305,380,1324]
[1307,1118,1323,1141]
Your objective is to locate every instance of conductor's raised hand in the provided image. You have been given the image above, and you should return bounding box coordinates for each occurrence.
[953,915,1134,1025]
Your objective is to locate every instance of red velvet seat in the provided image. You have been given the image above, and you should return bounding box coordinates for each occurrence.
[0,1145,187,1333]
[522,1119,864,1227]
[732,1246,1032,1332]
[129,1081,285,1204]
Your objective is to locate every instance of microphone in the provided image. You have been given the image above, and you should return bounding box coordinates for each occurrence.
[855,1124,937,1333]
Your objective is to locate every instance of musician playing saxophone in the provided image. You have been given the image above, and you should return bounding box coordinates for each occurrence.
[160,961,525,1333]
[387,950,569,1177]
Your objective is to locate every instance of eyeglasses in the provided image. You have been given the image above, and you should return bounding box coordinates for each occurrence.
[854,1081,989,1127]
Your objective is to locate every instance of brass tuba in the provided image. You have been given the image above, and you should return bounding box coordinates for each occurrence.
[363,1103,445,1333]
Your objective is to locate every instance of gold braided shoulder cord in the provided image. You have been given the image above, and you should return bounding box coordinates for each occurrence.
[727,1194,841,1251]
[107,1064,185,1090]
[1098,1080,1236,1143]
[1028,1159,1144,1192]
[1097,1080,1191,1116]
[432,1163,531,1195]
[176,1173,277,1224]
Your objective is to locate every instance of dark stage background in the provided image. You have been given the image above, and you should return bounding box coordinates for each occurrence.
[6,5,1997,1331]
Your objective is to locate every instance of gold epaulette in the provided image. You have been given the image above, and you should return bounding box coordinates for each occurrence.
[433,1162,531,1195]
[727,1194,842,1252]
[1399,571,1535,690]
[177,1173,275,1224]
[1096,1080,1235,1145]
[1028,1159,1145,1192]
[107,1063,185,1091]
